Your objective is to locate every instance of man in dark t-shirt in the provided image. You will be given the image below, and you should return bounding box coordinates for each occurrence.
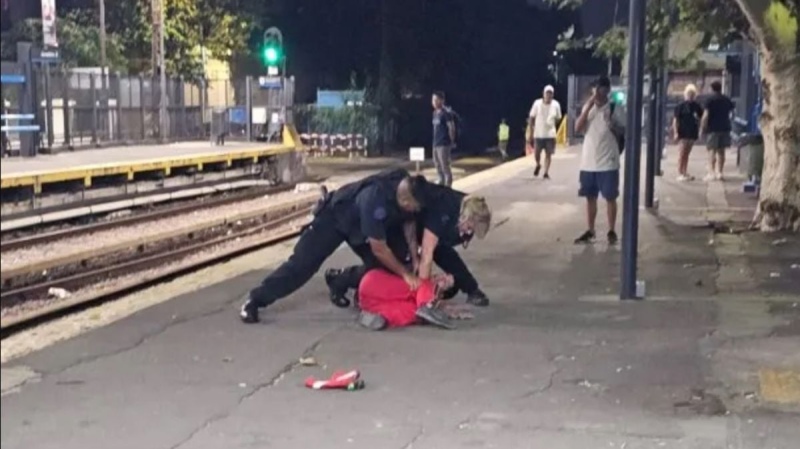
[701,81,735,181]
[432,91,456,186]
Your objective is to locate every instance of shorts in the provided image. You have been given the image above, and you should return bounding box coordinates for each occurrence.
[579,170,619,200]
[706,132,731,151]
[534,138,556,156]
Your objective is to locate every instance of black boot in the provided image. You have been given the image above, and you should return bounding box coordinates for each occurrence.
[239,294,260,323]
[325,268,352,308]
[466,289,490,307]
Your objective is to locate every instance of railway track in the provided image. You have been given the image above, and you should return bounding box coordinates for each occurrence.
[0,181,317,251]
[0,196,318,336]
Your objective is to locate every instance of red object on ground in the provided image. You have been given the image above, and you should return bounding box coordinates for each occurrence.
[358,269,436,327]
[305,370,360,390]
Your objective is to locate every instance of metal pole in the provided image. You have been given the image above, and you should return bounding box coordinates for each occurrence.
[44,63,54,150]
[645,68,657,208]
[98,0,108,110]
[160,11,168,142]
[63,68,72,148]
[655,66,666,173]
[90,73,98,145]
[115,72,123,141]
[245,76,253,141]
[620,0,647,300]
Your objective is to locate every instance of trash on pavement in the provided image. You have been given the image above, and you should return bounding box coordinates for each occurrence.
[299,357,318,366]
[47,287,71,299]
[305,370,364,391]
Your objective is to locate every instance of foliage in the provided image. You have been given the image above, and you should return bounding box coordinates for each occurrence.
[0,9,127,71]
[2,0,280,79]
[548,0,797,71]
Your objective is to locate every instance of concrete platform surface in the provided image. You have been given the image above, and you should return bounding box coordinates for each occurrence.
[2,148,798,449]
[0,141,282,176]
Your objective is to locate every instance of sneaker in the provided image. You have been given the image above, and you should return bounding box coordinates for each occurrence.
[686,174,696,181]
[715,172,724,181]
[574,230,596,244]
[415,305,456,330]
[324,268,352,308]
[543,173,551,180]
[240,295,260,324]
[676,175,687,182]
[357,311,387,331]
[466,289,490,307]
[607,230,618,245]
[534,165,541,177]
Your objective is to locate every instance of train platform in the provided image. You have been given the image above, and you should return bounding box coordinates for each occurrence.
[0,140,298,192]
[2,148,798,449]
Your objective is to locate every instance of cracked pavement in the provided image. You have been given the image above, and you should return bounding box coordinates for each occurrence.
[2,149,799,448]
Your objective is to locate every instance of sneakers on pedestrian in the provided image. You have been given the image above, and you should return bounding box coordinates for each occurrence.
[466,289,490,307]
[574,230,596,244]
[534,165,541,177]
[543,173,551,180]
[357,311,387,331]
[715,171,724,181]
[676,174,688,182]
[607,230,618,245]
[324,268,352,308]
[415,305,456,330]
[240,295,260,324]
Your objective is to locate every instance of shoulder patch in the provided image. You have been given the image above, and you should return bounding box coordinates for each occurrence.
[373,207,387,221]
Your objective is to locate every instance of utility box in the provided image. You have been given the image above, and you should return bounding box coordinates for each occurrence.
[737,133,764,181]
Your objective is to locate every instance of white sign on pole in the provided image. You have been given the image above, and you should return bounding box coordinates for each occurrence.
[41,0,58,49]
[409,147,425,162]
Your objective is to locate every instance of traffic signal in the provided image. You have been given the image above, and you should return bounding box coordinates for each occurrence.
[263,45,281,66]
[611,90,626,105]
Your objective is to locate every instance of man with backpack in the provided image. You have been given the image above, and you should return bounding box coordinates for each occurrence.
[432,91,457,187]
[573,76,623,245]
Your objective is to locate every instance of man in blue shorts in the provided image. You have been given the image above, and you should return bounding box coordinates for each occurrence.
[573,76,621,245]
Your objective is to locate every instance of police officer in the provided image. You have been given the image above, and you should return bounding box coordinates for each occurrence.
[240,169,427,323]
[326,180,492,308]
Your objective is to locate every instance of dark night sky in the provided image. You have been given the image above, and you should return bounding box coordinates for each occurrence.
[3,0,618,151]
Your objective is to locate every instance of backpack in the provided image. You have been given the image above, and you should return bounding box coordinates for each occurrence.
[609,103,626,153]
[445,106,464,141]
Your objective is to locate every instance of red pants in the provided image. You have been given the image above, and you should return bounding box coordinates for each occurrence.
[358,269,436,327]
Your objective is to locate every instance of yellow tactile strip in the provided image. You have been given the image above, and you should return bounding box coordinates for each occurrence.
[759,368,800,404]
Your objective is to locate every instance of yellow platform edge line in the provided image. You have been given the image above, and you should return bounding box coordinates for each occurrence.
[0,143,298,190]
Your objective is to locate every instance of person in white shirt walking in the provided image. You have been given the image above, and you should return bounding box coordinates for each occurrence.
[528,85,562,179]
[574,76,622,245]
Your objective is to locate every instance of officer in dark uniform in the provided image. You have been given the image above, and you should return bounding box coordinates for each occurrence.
[326,180,491,308]
[240,169,427,323]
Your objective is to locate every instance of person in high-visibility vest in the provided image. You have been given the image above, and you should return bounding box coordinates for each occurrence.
[497,119,510,159]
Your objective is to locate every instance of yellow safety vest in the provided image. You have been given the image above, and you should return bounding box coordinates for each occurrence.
[498,123,509,141]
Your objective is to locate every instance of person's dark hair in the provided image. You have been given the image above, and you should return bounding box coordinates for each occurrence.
[711,81,722,93]
[407,175,429,207]
[596,76,611,89]
[433,90,446,100]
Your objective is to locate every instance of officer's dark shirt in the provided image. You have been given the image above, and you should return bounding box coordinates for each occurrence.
[704,93,734,133]
[432,108,453,147]
[329,169,410,245]
[421,184,466,247]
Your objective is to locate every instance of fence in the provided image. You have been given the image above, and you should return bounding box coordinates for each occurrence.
[0,65,296,156]
[291,103,380,158]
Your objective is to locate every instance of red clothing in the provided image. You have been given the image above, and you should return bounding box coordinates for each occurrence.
[358,269,436,327]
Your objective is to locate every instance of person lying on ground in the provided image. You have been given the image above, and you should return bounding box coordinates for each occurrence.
[353,268,467,330]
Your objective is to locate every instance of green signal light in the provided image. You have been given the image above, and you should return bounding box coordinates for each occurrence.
[264,47,280,64]
[612,91,626,104]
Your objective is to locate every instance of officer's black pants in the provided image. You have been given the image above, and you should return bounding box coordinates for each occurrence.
[248,209,409,307]
[248,212,350,307]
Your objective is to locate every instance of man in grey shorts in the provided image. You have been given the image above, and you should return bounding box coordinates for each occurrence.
[528,85,562,180]
[432,91,456,187]
[700,81,734,181]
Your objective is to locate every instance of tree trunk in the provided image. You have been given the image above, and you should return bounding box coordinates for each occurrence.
[754,55,800,231]
[376,0,395,156]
